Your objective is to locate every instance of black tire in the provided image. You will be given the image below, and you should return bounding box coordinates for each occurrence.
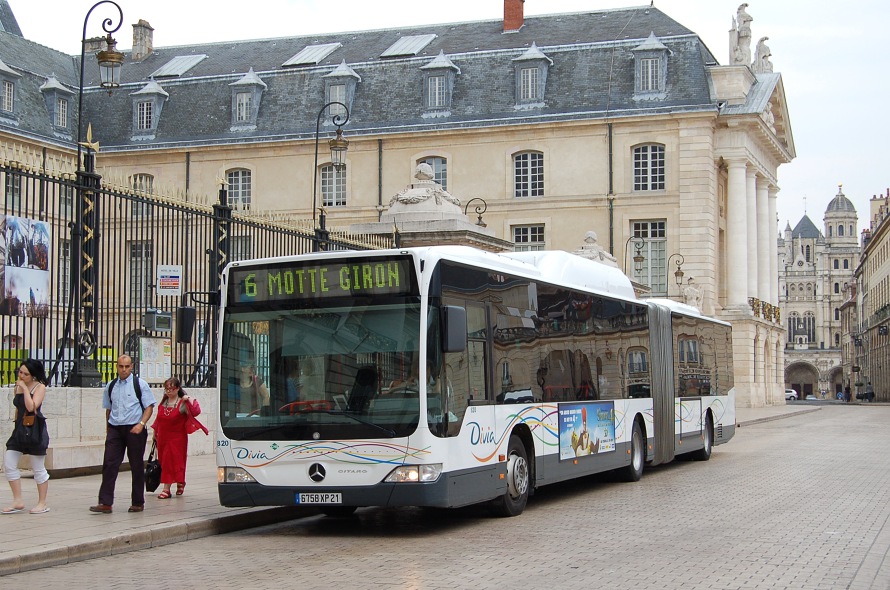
[690,414,713,461]
[321,506,357,517]
[490,434,530,517]
[618,420,644,482]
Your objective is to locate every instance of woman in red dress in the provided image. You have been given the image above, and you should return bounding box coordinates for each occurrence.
[152,377,206,499]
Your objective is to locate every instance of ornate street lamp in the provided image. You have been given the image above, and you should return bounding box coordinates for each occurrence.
[668,253,685,296]
[624,236,645,276]
[69,0,124,386]
[312,101,350,241]
[463,198,488,227]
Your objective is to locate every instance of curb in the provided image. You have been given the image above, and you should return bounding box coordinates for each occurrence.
[737,407,821,427]
[0,506,312,577]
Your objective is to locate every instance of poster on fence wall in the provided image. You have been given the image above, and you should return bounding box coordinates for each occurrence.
[0,215,51,318]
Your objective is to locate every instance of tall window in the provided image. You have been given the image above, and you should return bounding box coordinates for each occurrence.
[60,184,74,218]
[5,172,21,209]
[512,224,545,251]
[131,174,154,217]
[844,259,849,269]
[129,241,153,307]
[2,81,13,112]
[235,92,251,123]
[639,58,660,92]
[631,220,667,294]
[137,101,153,130]
[514,151,543,197]
[833,260,839,269]
[633,144,665,191]
[838,224,845,236]
[230,236,253,262]
[328,84,346,116]
[227,169,252,210]
[56,97,68,127]
[418,156,447,190]
[320,164,346,207]
[426,75,445,108]
[805,245,811,261]
[59,239,71,305]
[519,67,539,101]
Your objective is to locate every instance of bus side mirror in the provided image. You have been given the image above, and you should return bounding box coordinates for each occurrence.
[442,305,467,353]
[176,306,197,344]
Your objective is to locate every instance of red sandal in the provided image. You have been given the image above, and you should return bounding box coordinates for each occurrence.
[157,489,172,499]
[176,483,186,496]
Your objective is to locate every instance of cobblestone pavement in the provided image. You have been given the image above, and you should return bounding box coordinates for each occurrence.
[4,405,889,589]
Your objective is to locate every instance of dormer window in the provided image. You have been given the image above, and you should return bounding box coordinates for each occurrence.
[420,51,459,117]
[130,80,169,140]
[0,58,21,120]
[632,32,669,100]
[229,67,266,131]
[39,76,74,135]
[323,61,360,119]
[512,43,552,109]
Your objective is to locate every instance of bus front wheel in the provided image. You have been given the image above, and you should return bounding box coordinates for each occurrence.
[490,435,530,517]
[618,420,644,482]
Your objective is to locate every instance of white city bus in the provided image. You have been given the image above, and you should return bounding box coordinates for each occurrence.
[216,246,735,517]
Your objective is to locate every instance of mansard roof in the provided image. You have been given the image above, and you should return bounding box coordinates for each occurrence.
[7,6,722,149]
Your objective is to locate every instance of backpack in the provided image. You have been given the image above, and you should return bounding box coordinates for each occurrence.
[107,376,146,411]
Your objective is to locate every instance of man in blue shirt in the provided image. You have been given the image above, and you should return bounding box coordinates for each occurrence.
[89,355,156,513]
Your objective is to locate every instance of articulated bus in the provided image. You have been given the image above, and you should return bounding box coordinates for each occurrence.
[216,246,735,517]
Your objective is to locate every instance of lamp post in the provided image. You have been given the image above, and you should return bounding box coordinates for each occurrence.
[668,253,685,297]
[624,236,645,277]
[69,0,124,386]
[311,101,349,251]
[463,197,488,227]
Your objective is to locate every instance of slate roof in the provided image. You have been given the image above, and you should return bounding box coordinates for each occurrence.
[2,5,722,150]
[0,0,21,37]
[792,215,823,240]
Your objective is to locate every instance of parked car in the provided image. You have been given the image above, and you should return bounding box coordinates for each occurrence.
[785,389,799,400]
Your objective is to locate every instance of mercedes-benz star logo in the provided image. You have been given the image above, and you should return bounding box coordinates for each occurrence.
[308,463,326,482]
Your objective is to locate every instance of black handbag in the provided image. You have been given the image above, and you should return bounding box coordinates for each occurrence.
[13,411,43,451]
[145,441,162,492]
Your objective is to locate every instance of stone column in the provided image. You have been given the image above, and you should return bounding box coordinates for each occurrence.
[746,168,758,299]
[768,186,779,305]
[726,159,749,307]
[756,176,770,301]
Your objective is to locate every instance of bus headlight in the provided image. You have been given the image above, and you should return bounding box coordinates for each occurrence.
[384,464,443,483]
[218,467,256,483]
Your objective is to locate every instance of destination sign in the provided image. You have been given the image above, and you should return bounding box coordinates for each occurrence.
[229,257,415,303]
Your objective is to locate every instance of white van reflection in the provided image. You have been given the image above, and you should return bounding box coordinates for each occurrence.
[496,389,536,404]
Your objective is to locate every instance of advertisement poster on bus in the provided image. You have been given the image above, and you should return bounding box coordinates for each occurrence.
[0,215,50,318]
[558,401,616,460]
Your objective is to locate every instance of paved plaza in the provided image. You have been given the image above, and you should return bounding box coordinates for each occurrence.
[2,404,889,589]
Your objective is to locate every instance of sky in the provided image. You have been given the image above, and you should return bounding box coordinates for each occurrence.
[8,0,889,235]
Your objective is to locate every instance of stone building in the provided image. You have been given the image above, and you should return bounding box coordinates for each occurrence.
[778,187,859,397]
[0,1,797,406]
[853,190,890,402]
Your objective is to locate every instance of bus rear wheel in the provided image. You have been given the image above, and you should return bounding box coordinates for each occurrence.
[490,435,529,517]
[690,414,713,461]
[618,420,644,482]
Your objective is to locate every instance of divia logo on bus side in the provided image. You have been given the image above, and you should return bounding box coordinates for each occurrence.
[230,259,413,303]
[468,405,558,463]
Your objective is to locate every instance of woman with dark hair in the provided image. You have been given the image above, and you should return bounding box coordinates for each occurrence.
[152,377,207,499]
[3,359,50,514]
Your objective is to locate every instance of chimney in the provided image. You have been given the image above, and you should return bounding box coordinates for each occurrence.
[504,0,525,33]
[132,19,154,61]
[83,36,105,53]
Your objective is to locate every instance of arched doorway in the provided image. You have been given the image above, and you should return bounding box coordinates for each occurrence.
[785,362,818,398]
[827,366,844,399]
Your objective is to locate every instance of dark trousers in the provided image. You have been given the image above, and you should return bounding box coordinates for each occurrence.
[99,424,148,506]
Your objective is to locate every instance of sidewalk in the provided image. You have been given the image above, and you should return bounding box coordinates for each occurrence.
[0,405,816,576]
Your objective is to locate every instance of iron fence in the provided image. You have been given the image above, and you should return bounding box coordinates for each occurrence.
[0,142,387,387]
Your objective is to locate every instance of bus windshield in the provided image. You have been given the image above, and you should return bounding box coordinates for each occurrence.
[220,255,423,440]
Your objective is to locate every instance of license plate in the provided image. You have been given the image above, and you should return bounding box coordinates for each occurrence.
[297,492,342,504]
